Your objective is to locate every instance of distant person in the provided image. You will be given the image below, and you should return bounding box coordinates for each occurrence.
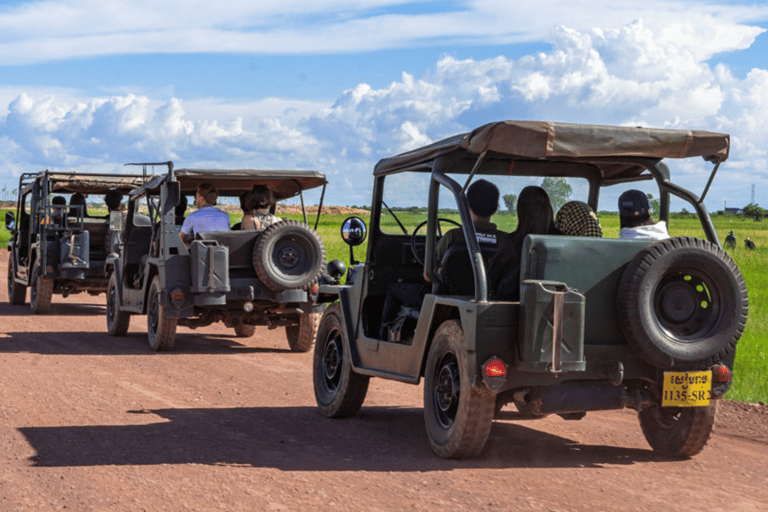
[488,186,559,301]
[618,189,669,240]
[179,182,230,244]
[745,237,756,250]
[242,185,281,231]
[724,230,737,249]
[69,192,89,218]
[555,201,603,237]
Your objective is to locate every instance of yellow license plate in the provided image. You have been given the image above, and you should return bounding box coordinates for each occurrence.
[662,370,712,407]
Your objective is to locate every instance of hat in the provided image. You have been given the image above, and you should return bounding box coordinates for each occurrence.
[555,201,603,237]
[618,190,650,218]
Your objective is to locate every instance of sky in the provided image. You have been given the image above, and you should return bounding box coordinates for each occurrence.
[1,0,768,212]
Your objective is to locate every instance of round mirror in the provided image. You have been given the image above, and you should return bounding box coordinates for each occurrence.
[341,216,367,246]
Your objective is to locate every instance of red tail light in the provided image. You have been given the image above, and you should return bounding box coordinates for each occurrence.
[484,358,507,378]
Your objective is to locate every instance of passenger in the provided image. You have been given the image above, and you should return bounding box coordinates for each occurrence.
[555,201,602,237]
[379,179,503,340]
[488,186,559,301]
[104,189,124,214]
[69,192,88,218]
[179,182,230,244]
[175,194,188,226]
[230,191,250,230]
[618,190,669,240]
[241,185,281,231]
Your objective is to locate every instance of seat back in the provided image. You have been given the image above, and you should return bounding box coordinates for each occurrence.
[438,244,498,295]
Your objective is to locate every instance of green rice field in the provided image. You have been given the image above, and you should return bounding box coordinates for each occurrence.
[2,207,765,404]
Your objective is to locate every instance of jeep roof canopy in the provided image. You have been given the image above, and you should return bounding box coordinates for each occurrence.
[133,168,327,199]
[373,120,729,182]
[21,172,149,196]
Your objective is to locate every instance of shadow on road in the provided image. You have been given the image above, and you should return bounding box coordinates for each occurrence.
[19,405,659,471]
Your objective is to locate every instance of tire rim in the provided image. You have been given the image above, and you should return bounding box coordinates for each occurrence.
[148,288,159,338]
[433,353,460,429]
[321,330,342,393]
[654,270,720,341]
[107,285,117,326]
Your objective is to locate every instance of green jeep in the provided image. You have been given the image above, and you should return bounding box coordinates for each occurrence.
[313,121,748,459]
[106,162,328,352]
[6,171,148,313]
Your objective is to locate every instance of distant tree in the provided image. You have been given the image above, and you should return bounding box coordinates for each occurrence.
[646,194,661,218]
[502,193,517,215]
[540,177,572,212]
[742,203,766,222]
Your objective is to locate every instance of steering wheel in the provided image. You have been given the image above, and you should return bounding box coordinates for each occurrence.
[410,218,462,267]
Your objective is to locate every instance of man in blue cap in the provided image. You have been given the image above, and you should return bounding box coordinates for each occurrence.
[618,189,669,240]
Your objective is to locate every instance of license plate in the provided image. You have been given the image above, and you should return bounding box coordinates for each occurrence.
[662,371,712,407]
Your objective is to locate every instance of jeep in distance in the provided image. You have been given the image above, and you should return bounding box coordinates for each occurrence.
[106,162,328,352]
[313,120,747,459]
[6,171,148,313]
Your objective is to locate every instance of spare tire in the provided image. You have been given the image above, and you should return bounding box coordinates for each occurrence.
[617,236,747,370]
[253,220,326,292]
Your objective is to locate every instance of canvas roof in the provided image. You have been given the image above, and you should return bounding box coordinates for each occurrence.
[373,121,730,180]
[23,172,150,195]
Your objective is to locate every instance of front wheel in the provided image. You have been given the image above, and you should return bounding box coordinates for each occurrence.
[7,259,26,305]
[106,273,131,336]
[29,262,53,314]
[147,276,177,351]
[639,401,717,458]
[424,320,495,459]
[286,311,322,352]
[313,303,369,417]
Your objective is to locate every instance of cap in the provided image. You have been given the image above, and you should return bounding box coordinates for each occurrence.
[618,190,650,218]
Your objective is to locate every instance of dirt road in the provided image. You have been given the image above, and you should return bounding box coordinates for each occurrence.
[2,252,767,512]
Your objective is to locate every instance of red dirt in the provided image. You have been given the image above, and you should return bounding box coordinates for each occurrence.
[1,251,766,511]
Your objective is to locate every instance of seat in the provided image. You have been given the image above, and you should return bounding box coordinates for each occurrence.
[438,244,498,295]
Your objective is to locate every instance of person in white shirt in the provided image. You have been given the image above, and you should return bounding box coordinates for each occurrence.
[618,189,669,240]
[179,182,230,244]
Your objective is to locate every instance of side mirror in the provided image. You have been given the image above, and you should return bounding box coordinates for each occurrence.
[341,216,367,246]
[5,211,14,230]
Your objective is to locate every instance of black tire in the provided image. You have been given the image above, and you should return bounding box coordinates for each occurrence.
[313,303,369,417]
[423,320,495,459]
[639,401,717,458]
[106,273,130,336]
[253,220,326,293]
[286,311,322,352]
[617,237,748,370]
[7,259,26,305]
[29,261,53,314]
[147,276,177,351]
[234,323,256,338]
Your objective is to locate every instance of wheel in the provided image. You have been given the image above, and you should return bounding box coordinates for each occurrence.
[234,323,256,338]
[147,276,177,351]
[639,401,717,458]
[7,259,26,305]
[423,319,495,459]
[617,237,748,370]
[106,273,130,336]
[313,303,369,417]
[29,261,53,314]
[286,311,322,352]
[410,218,462,267]
[253,220,326,292]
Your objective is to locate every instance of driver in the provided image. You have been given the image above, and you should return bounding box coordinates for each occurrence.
[379,179,503,340]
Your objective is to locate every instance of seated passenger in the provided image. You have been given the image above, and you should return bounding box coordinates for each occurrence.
[555,201,602,237]
[241,185,281,231]
[618,190,669,240]
[179,182,230,244]
[69,192,89,218]
[175,194,188,227]
[104,189,124,215]
[488,186,559,301]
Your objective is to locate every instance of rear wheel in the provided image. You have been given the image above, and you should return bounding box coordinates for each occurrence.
[286,311,322,352]
[7,260,26,305]
[106,273,130,336]
[639,401,717,458]
[313,303,369,417]
[29,262,53,314]
[424,320,495,459]
[147,276,177,351]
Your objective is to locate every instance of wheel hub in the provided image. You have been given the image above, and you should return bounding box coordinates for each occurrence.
[322,335,342,389]
[277,246,300,269]
[434,358,460,428]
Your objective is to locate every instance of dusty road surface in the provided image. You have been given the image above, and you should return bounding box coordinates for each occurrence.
[2,252,767,512]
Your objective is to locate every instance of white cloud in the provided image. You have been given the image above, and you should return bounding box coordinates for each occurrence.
[2,15,768,208]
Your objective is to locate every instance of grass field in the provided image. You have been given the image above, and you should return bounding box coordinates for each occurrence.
[2,207,765,403]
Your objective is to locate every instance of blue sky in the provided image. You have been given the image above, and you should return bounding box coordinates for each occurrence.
[1,0,768,212]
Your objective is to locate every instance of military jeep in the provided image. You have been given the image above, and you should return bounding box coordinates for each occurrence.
[5,170,148,313]
[106,162,328,352]
[313,120,748,459]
